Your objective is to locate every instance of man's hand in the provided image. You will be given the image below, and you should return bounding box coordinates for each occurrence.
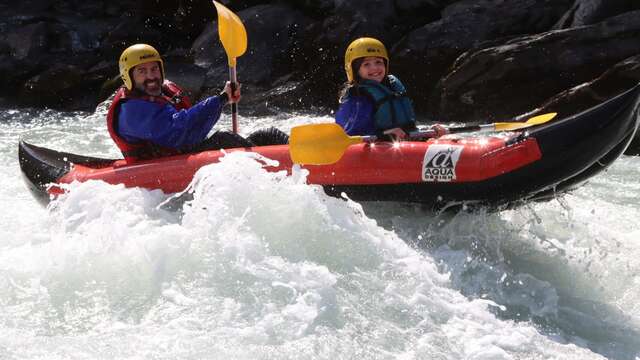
[223,81,242,103]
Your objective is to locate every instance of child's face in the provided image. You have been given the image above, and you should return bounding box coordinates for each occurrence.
[357,56,386,83]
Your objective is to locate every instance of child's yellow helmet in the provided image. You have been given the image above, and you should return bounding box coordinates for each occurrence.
[118,44,164,90]
[344,37,389,82]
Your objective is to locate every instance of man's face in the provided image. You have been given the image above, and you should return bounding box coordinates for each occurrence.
[132,61,162,96]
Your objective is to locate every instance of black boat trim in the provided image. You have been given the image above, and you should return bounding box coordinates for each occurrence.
[18,141,115,205]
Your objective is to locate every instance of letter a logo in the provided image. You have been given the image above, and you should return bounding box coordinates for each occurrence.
[422,145,463,182]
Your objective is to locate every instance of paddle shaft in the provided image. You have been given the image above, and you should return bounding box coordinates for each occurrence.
[446,124,495,133]
[408,123,519,139]
[357,127,485,142]
[401,127,475,140]
[213,0,246,134]
[229,66,238,134]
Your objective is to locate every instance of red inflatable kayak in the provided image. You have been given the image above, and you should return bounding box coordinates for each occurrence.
[19,85,640,211]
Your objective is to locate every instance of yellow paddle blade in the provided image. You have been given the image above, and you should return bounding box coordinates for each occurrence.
[213,1,247,67]
[290,123,364,165]
[494,112,558,131]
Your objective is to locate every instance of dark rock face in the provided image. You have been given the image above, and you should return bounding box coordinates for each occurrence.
[21,64,85,108]
[553,0,640,28]
[0,0,639,154]
[393,0,573,118]
[532,55,640,118]
[0,0,214,108]
[530,54,640,155]
[193,4,312,87]
[433,11,640,122]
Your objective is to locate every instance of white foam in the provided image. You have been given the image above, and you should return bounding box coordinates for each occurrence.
[0,108,632,358]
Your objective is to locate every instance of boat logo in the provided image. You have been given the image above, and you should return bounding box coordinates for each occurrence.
[422,145,464,182]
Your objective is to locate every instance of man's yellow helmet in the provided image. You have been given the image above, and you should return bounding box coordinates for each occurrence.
[344,37,389,83]
[118,44,164,90]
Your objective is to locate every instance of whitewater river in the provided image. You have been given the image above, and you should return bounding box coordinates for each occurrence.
[1,103,639,359]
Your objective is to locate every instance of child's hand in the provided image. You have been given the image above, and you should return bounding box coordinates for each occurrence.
[383,127,408,140]
[431,124,448,137]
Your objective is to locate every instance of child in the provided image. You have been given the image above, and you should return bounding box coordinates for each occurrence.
[335,37,446,140]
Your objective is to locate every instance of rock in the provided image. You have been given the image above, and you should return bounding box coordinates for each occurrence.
[524,55,640,155]
[165,62,207,101]
[3,22,48,61]
[397,0,458,12]
[101,16,165,57]
[10,0,54,13]
[533,55,640,116]
[553,0,640,29]
[0,22,51,97]
[286,0,335,13]
[0,55,37,95]
[20,64,85,107]
[433,10,640,123]
[193,4,312,89]
[392,0,572,119]
[0,0,639,124]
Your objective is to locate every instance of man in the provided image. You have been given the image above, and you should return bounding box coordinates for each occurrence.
[107,43,252,162]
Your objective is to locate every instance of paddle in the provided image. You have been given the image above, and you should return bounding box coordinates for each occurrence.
[451,112,557,133]
[213,1,247,134]
[408,112,558,139]
[289,112,558,165]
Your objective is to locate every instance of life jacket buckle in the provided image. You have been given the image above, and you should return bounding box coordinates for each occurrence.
[170,94,183,105]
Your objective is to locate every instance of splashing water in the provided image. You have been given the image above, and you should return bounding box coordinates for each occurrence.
[1,105,638,359]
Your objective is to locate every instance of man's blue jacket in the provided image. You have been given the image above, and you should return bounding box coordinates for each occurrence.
[118,95,226,148]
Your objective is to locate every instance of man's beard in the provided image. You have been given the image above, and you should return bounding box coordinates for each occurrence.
[136,78,162,96]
